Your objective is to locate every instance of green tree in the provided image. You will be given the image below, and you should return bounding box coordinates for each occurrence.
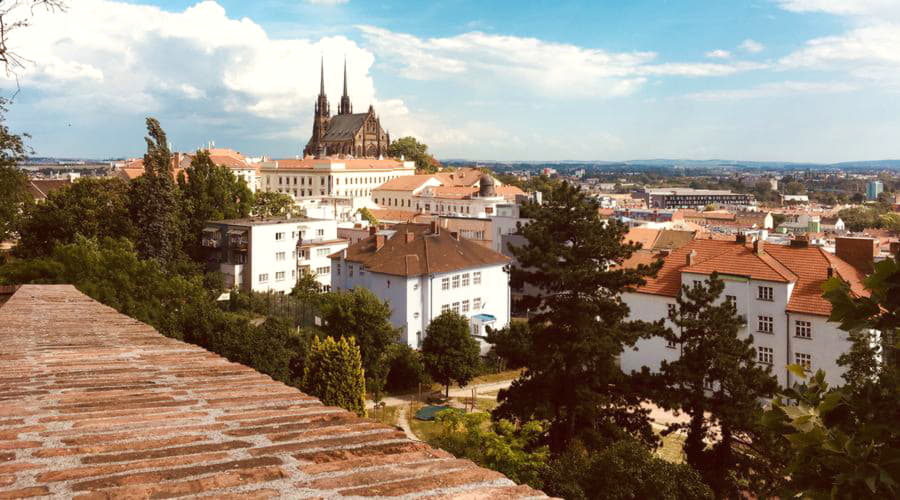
[129,117,184,266]
[422,311,481,397]
[383,343,429,393]
[432,411,550,489]
[0,99,31,243]
[303,335,367,416]
[318,287,398,399]
[543,439,713,500]
[178,150,253,259]
[645,273,780,497]
[494,181,661,452]
[486,321,532,369]
[252,191,295,217]
[387,136,437,173]
[838,206,883,232]
[15,177,135,258]
[290,271,322,303]
[357,207,379,226]
[783,181,807,195]
[760,256,900,499]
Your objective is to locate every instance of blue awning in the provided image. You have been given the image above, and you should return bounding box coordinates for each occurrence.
[472,314,496,322]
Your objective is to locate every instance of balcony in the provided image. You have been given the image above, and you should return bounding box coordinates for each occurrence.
[201,237,221,248]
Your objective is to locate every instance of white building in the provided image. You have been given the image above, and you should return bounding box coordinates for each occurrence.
[202,216,347,293]
[372,168,525,218]
[620,236,870,388]
[330,222,511,352]
[257,157,416,219]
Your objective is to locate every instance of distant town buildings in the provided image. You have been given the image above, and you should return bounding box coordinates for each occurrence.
[867,180,884,201]
[641,188,756,209]
[330,222,511,351]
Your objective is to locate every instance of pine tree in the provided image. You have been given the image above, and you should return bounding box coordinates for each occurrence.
[129,117,183,267]
[494,181,662,452]
[648,272,779,497]
[303,335,366,417]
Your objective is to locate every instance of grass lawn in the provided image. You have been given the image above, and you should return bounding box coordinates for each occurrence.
[470,368,524,385]
[407,404,444,443]
[370,405,399,427]
[654,429,686,463]
[454,397,498,412]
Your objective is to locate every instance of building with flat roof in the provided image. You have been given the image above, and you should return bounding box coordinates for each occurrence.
[641,188,755,209]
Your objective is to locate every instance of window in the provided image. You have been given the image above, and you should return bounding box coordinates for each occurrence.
[316,248,330,257]
[795,320,812,339]
[692,280,702,288]
[416,332,422,348]
[349,265,354,277]
[441,304,450,313]
[462,300,470,313]
[317,229,325,237]
[413,283,419,291]
[794,352,812,371]
[473,297,481,310]
[335,263,341,275]
[726,295,736,304]
[452,302,460,314]
[441,277,450,290]
[275,252,285,261]
[667,303,676,316]
[703,379,714,390]
[292,251,297,260]
[758,315,774,333]
[275,271,285,281]
[316,266,330,275]
[757,346,774,364]
[665,338,677,349]
[275,232,285,241]
[258,273,269,283]
[758,286,774,301]
[461,273,470,287]
[473,272,482,285]
[413,312,420,319]
[452,275,460,289]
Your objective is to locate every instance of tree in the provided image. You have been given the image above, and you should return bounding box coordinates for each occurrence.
[252,191,294,217]
[486,321,532,369]
[0,99,30,243]
[432,411,550,489]
[838,206,883,232]
[760,256,900,499]
[543,439,713,500]
[303,335,367,417]
[383,343,429,394]
[178,150,252,259]
[494,181,661,453]
[357,207,378,226]
[644,273,780,497]
[319,287,398,399]
[129,117,184,266]
[783,181,807,195]
[387,136,437,173]
[421,311,481,397]
[290,271,322,303]
[15,177,135,258]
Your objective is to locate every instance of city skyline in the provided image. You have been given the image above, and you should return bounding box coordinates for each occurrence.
[3,0,900,162]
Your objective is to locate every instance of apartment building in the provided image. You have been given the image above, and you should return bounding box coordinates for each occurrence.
[372,169,524,218]
[641,188,756,209]
[620,235,871,388]
[202,216,346,293]
[330,223,511,352]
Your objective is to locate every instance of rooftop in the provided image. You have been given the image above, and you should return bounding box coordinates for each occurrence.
[0,285,545,498]
[261,158,412,171]
[209,216,325,227]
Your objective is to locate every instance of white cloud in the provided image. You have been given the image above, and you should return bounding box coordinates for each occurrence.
[685,80,858,100]
[776,0,900,17]
[705,49,731,59]
[3,0,377,119]
[739,39,765,53]
[358,26,765,98]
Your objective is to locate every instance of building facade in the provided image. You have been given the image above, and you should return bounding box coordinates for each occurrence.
[642,188,756,209]
[330,223,511,351]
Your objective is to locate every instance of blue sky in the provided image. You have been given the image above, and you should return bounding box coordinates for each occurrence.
[4,0,900,161]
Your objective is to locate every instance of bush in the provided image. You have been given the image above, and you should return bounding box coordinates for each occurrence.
[303,336,367,416]
[384,343,430,393]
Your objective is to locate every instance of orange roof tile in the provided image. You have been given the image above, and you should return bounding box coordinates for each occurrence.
[624,228,661,250]
[266,158,409,171]
[374,175,437,191]
[368,208,421,222]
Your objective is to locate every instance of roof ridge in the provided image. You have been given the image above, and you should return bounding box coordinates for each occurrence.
[754,247,799,282]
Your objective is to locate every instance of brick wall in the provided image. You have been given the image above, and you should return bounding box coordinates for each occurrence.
[0,285,546,499]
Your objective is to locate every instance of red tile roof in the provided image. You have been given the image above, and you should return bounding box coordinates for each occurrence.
[335,223,510,277]
[0,285,545,498]
[367,208,421,223]
[27,179,71,200]
[635,239,867,316]
[266,158,410,171]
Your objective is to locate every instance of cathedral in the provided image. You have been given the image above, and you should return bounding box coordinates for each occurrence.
[303,58,391,158]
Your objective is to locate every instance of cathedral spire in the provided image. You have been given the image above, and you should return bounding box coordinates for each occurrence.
[339,56,352,115]
[319,55,325,96]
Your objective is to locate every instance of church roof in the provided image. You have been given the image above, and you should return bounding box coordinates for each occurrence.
[322,113,369,141]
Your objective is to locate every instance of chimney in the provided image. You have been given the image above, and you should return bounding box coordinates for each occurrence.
[430,220,440,235]
[686,249,697,266]
[790,235,809,248]
[405,232,415,243]
[753,238,765,256]
[369,226,377,236]
[835,237,876,274]
[375,234,386,251]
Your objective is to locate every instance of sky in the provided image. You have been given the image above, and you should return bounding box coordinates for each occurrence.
[3,0,900,162]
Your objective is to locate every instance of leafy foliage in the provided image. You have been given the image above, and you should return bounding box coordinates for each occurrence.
[643,273,780,497]
[383,343,430,394]
[303,335,367,417]
[0,98,31,243]
[357,207,379,226]
[387,136,438,173]
[495,181,661,452]
[485,321,532,369]
[542,439,713,500]
[251,190,295,217]
[421,311,481,397]
[431,411,550,489]
[15,177,135,258]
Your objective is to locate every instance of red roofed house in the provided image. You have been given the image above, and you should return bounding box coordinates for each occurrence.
[372,168,525,218]
[621,235,870,387]
[330,222,511,352]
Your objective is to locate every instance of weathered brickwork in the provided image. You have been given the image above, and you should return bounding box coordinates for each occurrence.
[0,285,546,499]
